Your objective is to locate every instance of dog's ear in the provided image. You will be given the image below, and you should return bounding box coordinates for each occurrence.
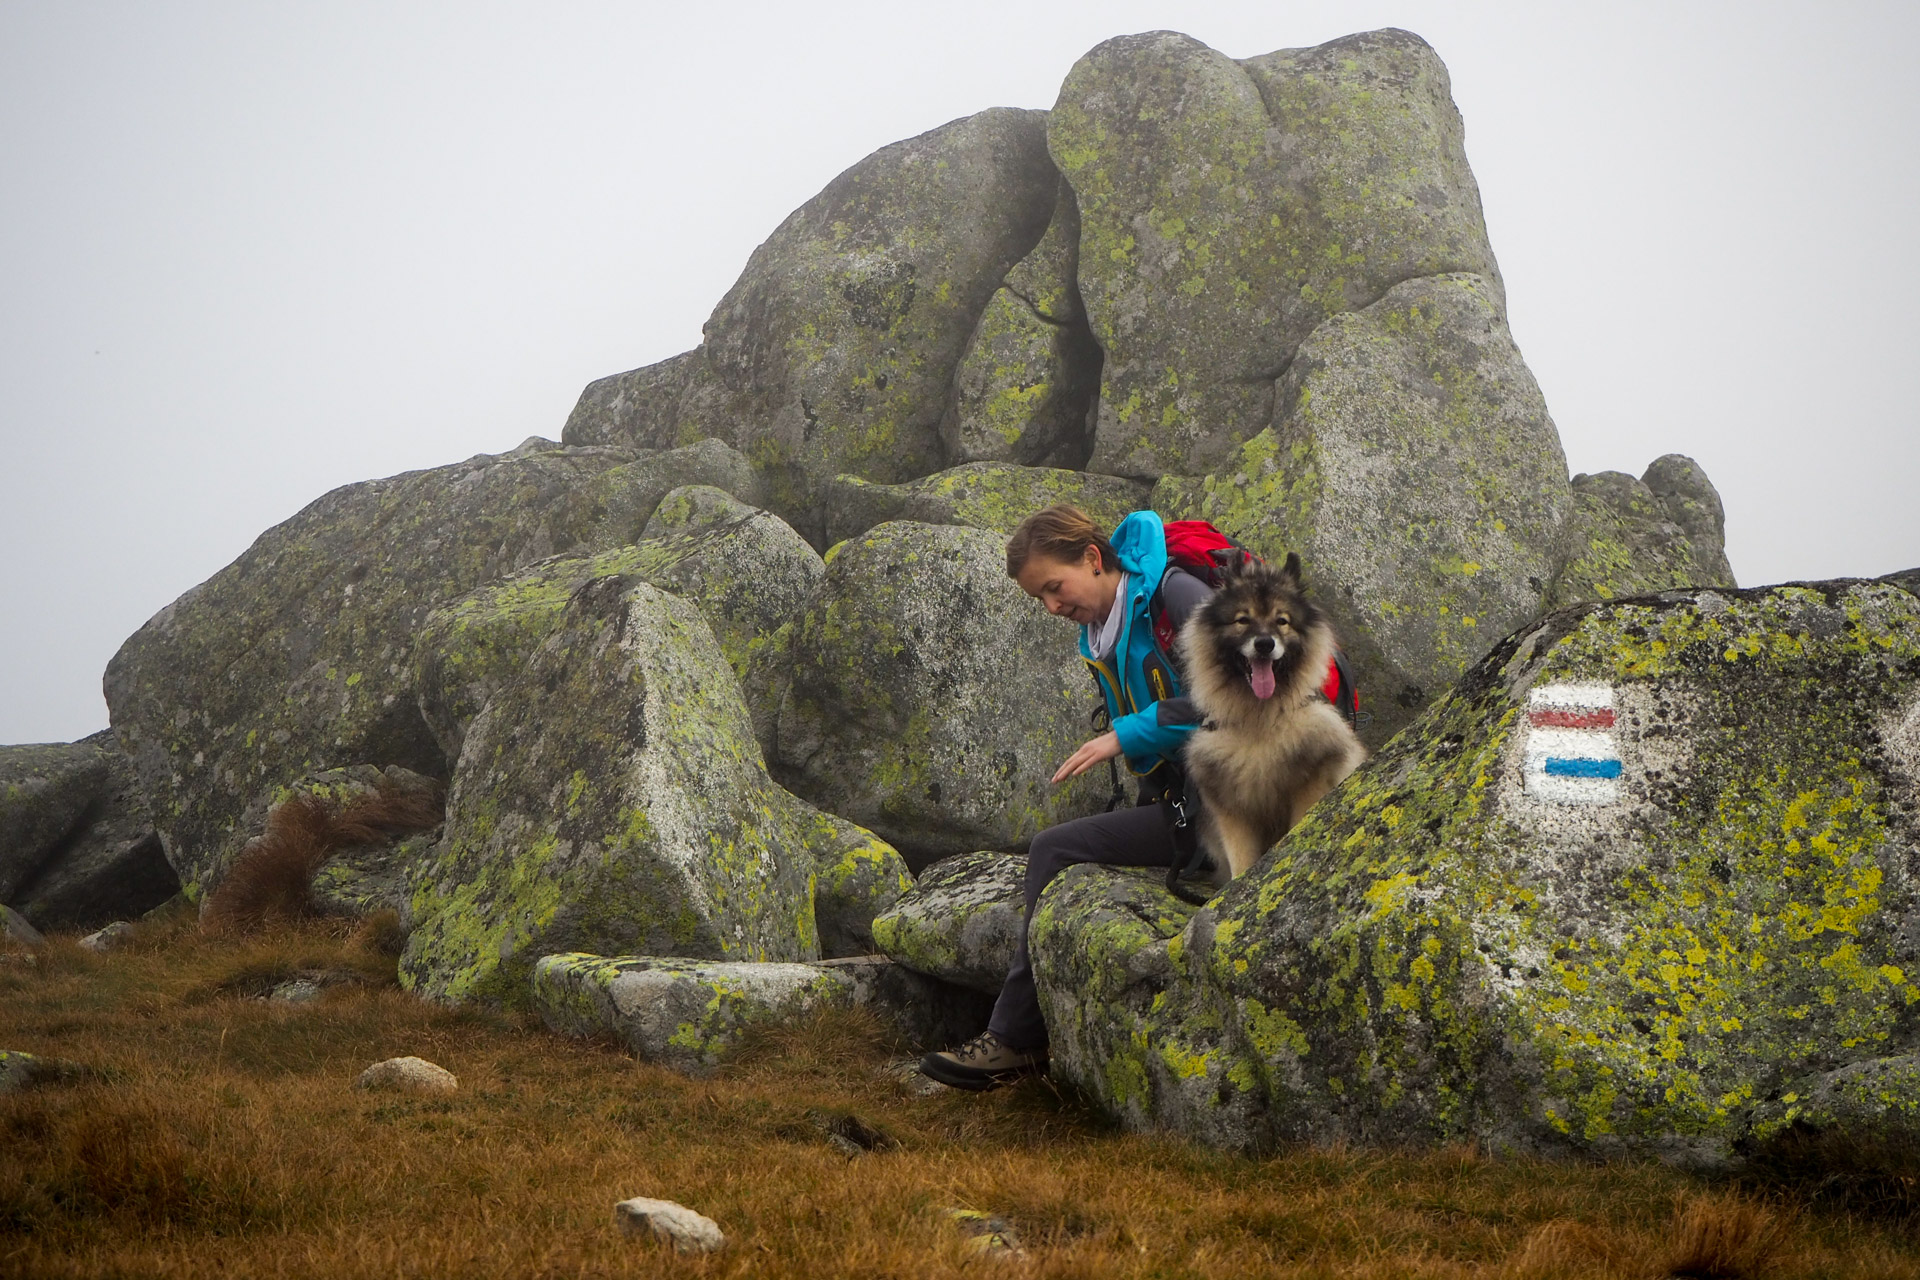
[1281,551,1303,586]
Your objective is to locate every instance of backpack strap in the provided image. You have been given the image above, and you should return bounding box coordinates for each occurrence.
[1084,671,1126,813]
[1157,765,1214,905]
[1329,648,1359,730]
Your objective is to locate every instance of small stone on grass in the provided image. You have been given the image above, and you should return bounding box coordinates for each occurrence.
[615,1196,726,1253]
[355,1056,457,1094]
[80,921,135,953]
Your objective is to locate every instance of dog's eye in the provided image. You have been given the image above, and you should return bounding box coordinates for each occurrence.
[1276,615,1292,628]
[1233,614,1252,626]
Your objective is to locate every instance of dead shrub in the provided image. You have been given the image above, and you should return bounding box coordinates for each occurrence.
[202,779,441,936]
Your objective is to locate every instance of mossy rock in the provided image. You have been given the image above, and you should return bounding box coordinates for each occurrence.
[941,178,1102,470]
[821,463,1151,547]
[774,522,1108,867]
[563,109,1061,542]
[103,445,638,901]
[1549,456,1735,607]
[401,580,898,1006]
[871,851,1026,993]
[0,740,111,903]
[1053,28,1502,479]
[1156,273,1572,747]
[531,953,858,1074]
[1032,578,1920,1162]
[416,487,824,763]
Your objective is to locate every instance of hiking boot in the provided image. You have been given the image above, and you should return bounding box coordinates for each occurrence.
[917,1031,1047,1091]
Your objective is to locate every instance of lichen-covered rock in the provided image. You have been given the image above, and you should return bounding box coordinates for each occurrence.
[775,523,1107,865]
[8,731,177,932]
[820,463,1152,548]
[942,179,1102,469]
[1032,579,1920,1162]
[1550,457,1736,606]
[103,445,637,901]
[0,741,110,904]
[532,953,855,1073]
[563,109,1061,541]
[871,852,1025,992]
[416,487,823,763]
[1157,273,1570,746]
[0,1050,84,1094]
[813,955,996,1050]
[589,438,765,548]
[1053,29,1502,479]
[802,809,913,958]
[402,581,843,1005]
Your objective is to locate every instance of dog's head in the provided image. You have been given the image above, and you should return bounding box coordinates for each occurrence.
[1190,552,1327,702]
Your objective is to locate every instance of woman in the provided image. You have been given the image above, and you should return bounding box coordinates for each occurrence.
[918,504,1211,1091]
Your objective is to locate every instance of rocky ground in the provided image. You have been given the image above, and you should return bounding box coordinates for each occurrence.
[4,911,1919,1279]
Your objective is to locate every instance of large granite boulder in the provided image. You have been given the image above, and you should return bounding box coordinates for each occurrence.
[401,579,904,1004]
[0,741,111,904]
[1052,28,1502,479]
[774,522,1108,868]
[563,108,1061,541]
[821,463,1151,547]
[415,486,823,764]
[871,851,1026,992]
[7,732,176,931]
[942,179,1102,470]
[1032,576,1920,1163]
[104,444,636,901]
[588,438,765,549]
[1550,458,1736,607]
[1157,273,1573,745]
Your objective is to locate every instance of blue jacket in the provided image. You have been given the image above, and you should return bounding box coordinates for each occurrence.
[1080,510,1208,780]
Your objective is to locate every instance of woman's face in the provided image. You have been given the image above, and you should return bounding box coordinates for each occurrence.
[1015,545,1117,626]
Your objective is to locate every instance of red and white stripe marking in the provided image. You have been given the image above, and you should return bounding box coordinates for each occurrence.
[1523,683,1622,804]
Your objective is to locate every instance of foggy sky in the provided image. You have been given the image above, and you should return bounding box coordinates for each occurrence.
[3,1,1916,745]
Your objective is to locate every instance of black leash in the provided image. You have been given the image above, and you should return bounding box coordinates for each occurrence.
[1157,767,1215,906]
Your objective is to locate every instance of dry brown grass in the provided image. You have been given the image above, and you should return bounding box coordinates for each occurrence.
[3,913,1917,1279]
[202,780,442,935]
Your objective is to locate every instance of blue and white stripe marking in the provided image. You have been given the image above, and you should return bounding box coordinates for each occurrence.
[1523,683,1622,804]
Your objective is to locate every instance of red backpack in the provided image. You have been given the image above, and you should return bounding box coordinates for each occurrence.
[1149,520,1360,728]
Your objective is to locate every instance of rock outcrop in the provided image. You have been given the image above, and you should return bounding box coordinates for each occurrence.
[1054,28,1502,479]
[1551,455,1735,607]
[775,523,1107,867]
[416,484,823,766]
[820,463,1150,547]
[105,445,637,900]
[1033,576,1920,1161]
[563,108,1062,541]
[401,579,905,1004]
[6,732,177,932]
[0,742,109,904]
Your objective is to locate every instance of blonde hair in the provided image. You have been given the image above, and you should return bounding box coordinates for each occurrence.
[1005,504,1118,578]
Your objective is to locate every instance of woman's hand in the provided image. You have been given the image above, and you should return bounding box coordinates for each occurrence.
[1051,731,1122,785]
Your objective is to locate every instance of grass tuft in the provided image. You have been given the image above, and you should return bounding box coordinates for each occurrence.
[202,780,442,936]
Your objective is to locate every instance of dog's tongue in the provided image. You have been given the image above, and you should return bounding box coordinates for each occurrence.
[1249,658,1276,700]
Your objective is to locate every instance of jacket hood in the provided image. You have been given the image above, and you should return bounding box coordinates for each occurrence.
[1109,510,1168,584]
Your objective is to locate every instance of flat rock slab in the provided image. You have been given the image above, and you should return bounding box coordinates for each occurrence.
[871,851,1025,993]
[78,921,135,953]
[533,954,855,1074]
[356,1056,458,1094]
[615,1196,726,1253]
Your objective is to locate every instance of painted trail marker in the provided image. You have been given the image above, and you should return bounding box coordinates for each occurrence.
[1524,683,1622,804]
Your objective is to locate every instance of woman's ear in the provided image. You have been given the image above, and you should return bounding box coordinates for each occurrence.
[1086,543,1104,574]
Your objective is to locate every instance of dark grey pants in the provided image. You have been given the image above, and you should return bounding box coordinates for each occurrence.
[985,802,1177,1051]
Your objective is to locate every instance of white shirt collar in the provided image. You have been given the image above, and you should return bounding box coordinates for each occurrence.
[1086,572,1131,660]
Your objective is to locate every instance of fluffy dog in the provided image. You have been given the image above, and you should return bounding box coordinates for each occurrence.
[1178,553,1367,879]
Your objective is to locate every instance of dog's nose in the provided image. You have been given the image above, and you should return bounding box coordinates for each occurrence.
[1253,635,1276,657]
